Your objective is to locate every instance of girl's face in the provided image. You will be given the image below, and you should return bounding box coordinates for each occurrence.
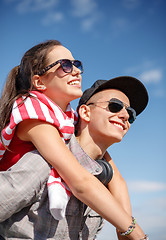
[34,45,83,111]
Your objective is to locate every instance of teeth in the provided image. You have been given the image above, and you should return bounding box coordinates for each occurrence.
[69,80,79,85]
[113,123,123,130]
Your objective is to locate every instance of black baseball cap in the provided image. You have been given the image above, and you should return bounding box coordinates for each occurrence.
[78,76,149,116]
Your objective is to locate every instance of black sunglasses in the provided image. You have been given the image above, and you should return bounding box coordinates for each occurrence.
[87,98,136,124]
[37,59,83,76]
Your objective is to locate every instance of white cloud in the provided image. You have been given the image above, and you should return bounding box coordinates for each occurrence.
[4,0,101,31]
[70,0,102,31]
[127,180,166,192]
[42,12,64,26]
[125,60,154,74]
[71,0,97,17]
[15,0,58,14]
[140,69,163,84]
[81,15,98,31]
[125,61,163,85]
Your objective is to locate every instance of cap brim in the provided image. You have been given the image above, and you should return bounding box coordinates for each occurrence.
[91,76,149,115]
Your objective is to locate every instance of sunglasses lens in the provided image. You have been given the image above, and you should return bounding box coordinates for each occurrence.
[127,108,136,124]
[60,60,73,73]
[60,60,83,73]
[108,101,123,113]
[73,60,83,73]
[108,99,136,124]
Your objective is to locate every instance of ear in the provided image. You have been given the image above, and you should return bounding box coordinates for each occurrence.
[32,75,46,91]
[78,105,91,122]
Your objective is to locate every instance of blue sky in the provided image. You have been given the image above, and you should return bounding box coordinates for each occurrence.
[1,0,166,239]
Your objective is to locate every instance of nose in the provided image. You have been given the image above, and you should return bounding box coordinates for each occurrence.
[117,107,130,122]
[72,65,81,75]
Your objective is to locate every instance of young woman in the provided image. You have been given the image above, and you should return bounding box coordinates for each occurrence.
[0,40,83,220]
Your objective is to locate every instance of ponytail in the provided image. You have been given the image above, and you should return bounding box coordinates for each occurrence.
[0,66,21,136]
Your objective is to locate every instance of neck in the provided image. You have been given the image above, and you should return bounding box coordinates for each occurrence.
[42,92,69,112]
[52,98,69,112]
[76,131,109,160]
[58,102,69,112]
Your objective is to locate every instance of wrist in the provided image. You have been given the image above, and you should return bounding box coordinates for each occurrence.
[119,216,136,236]
[118,216,149,240]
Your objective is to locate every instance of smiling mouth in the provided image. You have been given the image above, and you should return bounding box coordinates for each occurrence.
[68,80,80,85]
[112,122,124,130]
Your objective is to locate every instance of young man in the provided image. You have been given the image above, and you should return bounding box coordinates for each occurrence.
[0,76,149,240]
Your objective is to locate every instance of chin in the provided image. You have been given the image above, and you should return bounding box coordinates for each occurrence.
[76,89,83,97]
[111,135,123,144]
[70,92,83,101]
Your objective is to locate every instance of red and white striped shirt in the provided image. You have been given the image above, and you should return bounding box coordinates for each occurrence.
[0,91,77,159]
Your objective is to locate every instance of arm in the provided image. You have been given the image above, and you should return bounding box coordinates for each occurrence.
[104,151,132,240]
[105,152,132,214]
[0,150,50,222]
[17,119,146,240]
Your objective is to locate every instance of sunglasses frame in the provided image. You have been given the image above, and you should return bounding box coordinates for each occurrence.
[37,59,83,76]
[87,98,136,124]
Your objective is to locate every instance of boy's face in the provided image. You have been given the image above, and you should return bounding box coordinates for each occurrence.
[87,89,131,146]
